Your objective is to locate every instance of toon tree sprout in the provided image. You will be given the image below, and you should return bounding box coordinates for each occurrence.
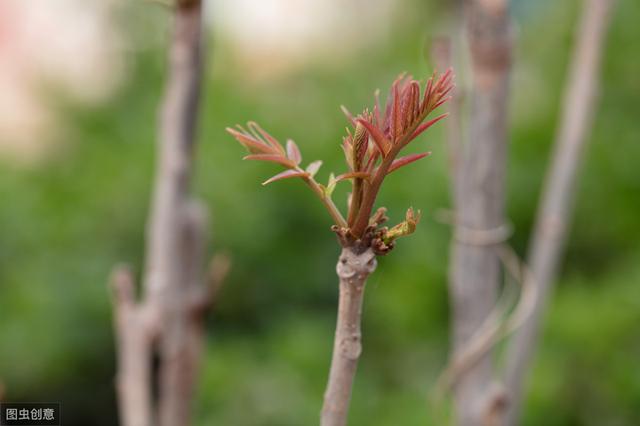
[227,70,454,426]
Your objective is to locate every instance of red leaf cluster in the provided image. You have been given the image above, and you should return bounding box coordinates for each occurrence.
[344,69,454,171]
[226,69,455,246]
[226,122,308,185]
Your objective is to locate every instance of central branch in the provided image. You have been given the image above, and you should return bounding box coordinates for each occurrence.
[321,247,377,426]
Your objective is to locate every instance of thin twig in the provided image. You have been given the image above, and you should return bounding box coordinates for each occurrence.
[430,212,537,425]
[503,0,616,423]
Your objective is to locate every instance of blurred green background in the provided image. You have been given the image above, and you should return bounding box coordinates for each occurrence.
[0,0,639,425]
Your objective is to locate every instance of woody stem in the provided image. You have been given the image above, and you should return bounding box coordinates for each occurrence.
[321,247,377,426]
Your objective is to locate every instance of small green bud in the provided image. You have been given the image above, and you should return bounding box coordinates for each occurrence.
[383,208,421,243]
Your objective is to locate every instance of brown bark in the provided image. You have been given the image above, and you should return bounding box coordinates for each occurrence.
[110,2,211,426]
[503,0,616,423]
[158,202,209,426]
[145,0,203,308]
[321,248,377,426]
[449,0,512,424]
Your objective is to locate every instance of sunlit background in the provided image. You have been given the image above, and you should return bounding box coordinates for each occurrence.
[0,0,639,424]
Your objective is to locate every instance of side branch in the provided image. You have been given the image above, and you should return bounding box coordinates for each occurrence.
[503,0,616,423]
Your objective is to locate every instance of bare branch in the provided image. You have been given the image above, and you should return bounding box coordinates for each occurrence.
[448,0,512,423]
[321,248,377,426]
[110,1,210,426]
[503,0,616,423]
[144,0,204,308]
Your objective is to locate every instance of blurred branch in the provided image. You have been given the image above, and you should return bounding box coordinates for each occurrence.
[157,202,209,426]
[503,0,616,423]
[110,1,215,426]
[430,210,537,426]
[448,0,512,423]
[110,266,156,426]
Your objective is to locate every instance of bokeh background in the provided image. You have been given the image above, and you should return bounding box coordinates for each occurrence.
[1,0,639,424]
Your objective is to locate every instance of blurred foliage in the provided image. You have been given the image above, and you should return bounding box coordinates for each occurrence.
[0,0,639,425]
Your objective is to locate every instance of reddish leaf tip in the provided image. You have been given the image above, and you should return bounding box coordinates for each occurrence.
[388,152,431,174]
[286,139,302,165]
[356,117,390,156]
[262,169,309,186]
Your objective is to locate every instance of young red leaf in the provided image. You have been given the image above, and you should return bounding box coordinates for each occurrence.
[340,105,357,127]
[435,68,454,93]
[341,136,354,170]
[356,118,389,156]
[306,160,323,178]
[365,148,380,173]
[262,169,309,186]
[421,73,436,113]
[247,121,285,154]
[403,81,419,126]
[286,139,302,165]
[243,154,296,168]
[392,78,401,141]
[226,128,275,154]
[432,95,453,111]
[352,123,369,169]
[388,152,431,174]
[407,113,448,144]
[373,89,382,126]
[399,82,415,130]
